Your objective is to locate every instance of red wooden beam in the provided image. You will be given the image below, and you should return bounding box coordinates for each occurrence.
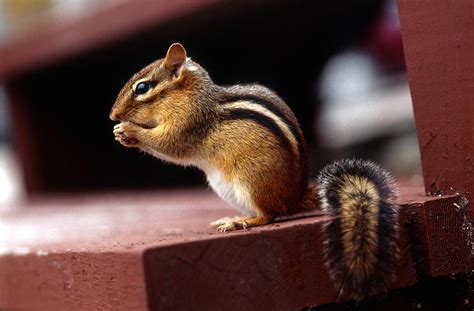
[2,188,470,310]
[404,195,473,277]
[0,0,222,80]
[397,0,474,208]
[143,211,414,310]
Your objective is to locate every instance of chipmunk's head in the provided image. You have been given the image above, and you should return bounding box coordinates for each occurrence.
[109,43,213,129]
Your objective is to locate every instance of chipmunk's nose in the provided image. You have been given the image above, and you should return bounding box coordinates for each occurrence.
[109,111,122,121]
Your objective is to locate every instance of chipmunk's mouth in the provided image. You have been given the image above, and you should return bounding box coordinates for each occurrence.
[129,119,158,129]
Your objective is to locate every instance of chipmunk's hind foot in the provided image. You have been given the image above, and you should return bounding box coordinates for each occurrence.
[210,216,270,232]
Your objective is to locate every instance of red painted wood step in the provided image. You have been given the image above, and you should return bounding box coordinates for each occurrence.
[0,187,471,310]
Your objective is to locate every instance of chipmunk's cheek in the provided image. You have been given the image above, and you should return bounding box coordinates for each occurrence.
[145,119,158,129]
[145,116,159,129]
[125,138,139,145]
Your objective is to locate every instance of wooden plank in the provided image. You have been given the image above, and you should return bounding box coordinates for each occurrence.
[0,0,380,81]
[397,0,474,209]
[0,189,421,310]
[0,190,229,311]
[0,252,148,311]
[2,187,471,309]
[421,196,474,276]
[403,195,473,277]
[4,186,469,310]
[0,0,222,80]
[143,214,414,310]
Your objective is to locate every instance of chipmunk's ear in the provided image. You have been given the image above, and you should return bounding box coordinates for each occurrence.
[164,43,187,69]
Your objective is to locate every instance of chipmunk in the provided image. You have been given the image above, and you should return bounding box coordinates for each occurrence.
[110,43,400,300]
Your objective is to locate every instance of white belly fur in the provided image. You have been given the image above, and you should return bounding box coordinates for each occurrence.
[145,149,255,216]
[205,167,256,217]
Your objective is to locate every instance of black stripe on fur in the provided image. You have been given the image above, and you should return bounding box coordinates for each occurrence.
[222,108,293,154]
[219,94,304,157]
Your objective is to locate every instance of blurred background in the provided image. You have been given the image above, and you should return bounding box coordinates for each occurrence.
[0,0,422,209]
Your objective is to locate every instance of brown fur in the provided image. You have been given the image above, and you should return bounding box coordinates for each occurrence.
[111,43,312,226]
[203,118,302,218]
[338,175,380,277]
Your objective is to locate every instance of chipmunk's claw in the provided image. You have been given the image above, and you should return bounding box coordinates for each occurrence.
[211,216,250,232]
[217,222,237,232]
[209,217,234,228]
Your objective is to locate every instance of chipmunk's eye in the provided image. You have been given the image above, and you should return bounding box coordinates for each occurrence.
[134,81,150,96]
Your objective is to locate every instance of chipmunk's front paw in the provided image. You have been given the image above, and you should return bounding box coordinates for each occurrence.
[114,122,140,147]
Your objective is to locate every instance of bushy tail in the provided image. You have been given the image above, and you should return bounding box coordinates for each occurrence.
[317,159,400,301]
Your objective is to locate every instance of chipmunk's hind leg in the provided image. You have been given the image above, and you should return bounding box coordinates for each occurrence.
[213,216,271,232]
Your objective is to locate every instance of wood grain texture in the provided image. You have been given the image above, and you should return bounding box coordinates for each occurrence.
[1,252,147,311]
[2,187,458,310]
[402,195,474,277]
[144,216,415,310]
[397,0,474,209]
[0,190,230,311]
